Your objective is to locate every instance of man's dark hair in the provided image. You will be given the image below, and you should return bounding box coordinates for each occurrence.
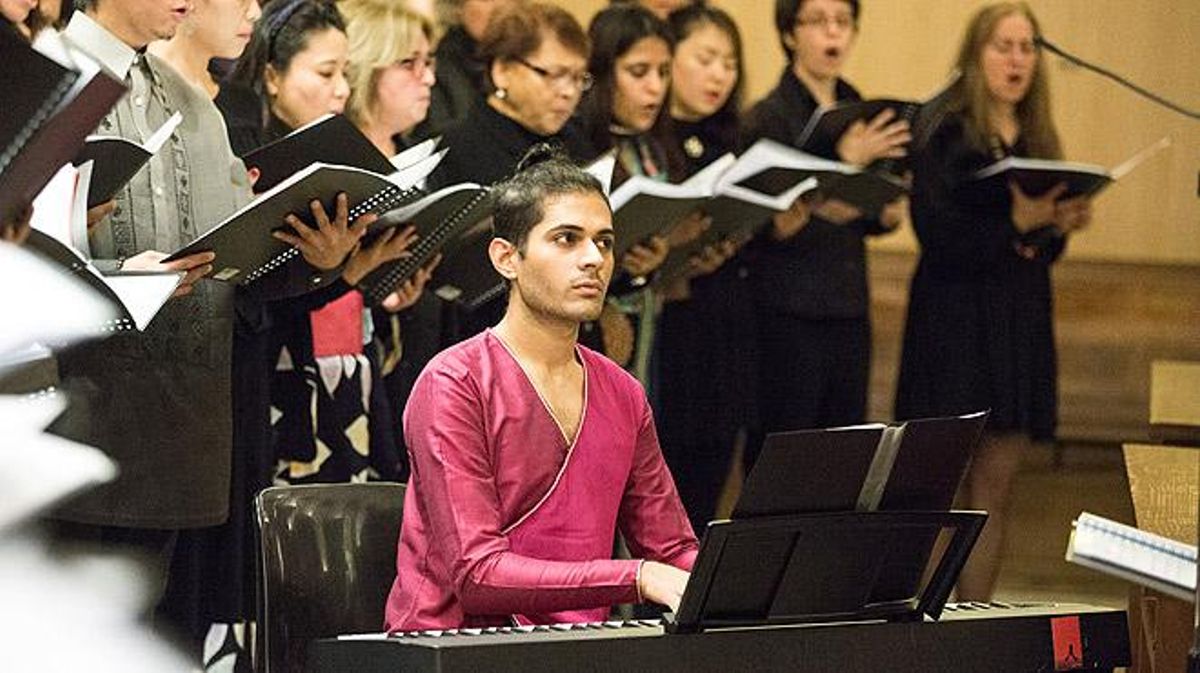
[774,0,860,61]
[491,143,609,253]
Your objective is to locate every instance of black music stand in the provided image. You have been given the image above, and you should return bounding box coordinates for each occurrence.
[733,411,988,518]
[664,510,987,634]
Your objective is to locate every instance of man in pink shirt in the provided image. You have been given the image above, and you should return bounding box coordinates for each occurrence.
[385,148,698,631]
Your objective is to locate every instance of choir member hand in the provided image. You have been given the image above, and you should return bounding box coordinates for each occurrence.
[666,210,711,247]
[126,249,215,298]
[272,193,369,271]
[1053,195,1092,233]
[340,224,418,286]
[813,198,862,225]
[687,238,738,278]
[879,194,910,232]
[1009,181,1066,233]
[836,108,912,167]
[621,235,669,277]
[1,203,33,245]
[771,197,811,240]
[638,561,689,613]
[381,253,441,313]
[86,200,116,230]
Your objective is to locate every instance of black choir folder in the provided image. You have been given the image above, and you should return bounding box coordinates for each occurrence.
[974,157,1113,199]
[973,137,1171,200]
[664,412,989,634]
[797,97,921,162]
[164,162,422,287]
[0,28,124,223]
[241,113,401,194]
[730,138,907,216]
[358,184,492,305]
[165,155,493,303]
[73,111,183,208]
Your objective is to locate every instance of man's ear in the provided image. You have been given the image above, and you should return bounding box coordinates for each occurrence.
[488,237,518,281]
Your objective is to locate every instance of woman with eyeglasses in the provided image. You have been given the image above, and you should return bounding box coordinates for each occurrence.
[896,2,1090,601]
[341,0,437,165]
[429,1,593,188]
[652,3,754,537]
[423,2,595,346]
[740,0,909,469]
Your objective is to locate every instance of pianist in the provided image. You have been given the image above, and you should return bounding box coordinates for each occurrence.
[384,147,698,631]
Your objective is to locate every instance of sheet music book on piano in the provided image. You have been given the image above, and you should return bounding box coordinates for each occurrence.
[0,27,125,223]
[724,411,989,612]
[72,112,183,208]
[1066,511,1196,602]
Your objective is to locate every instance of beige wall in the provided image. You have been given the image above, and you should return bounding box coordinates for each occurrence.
[557,0,1200,265]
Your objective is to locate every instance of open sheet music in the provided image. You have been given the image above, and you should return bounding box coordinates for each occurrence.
[73,112,183,207]
[1067,511,1196,602]
[973,137,1170,199]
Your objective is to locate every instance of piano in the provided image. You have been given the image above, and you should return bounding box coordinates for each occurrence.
[309,601,1130,672]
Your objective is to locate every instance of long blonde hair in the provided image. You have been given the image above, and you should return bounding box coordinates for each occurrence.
[947,2,1062,159]
[339,0,435,129]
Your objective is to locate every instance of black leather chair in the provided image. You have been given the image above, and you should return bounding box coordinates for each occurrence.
[255,483,405,673]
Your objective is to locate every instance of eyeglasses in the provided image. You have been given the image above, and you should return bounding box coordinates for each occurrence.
[516,58,594,93]
[397,54,437,77]
[795,13,855,31]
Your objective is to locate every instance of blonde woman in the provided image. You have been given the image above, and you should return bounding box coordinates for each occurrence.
[896,2,1091,601]
[340,0,437,155]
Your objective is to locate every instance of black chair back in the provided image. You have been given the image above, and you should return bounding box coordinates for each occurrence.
[255,483,405,673]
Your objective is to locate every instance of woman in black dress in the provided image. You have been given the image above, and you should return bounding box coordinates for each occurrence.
[654,3,751,535]
[895,2,1092,600]
[740,0,908,464]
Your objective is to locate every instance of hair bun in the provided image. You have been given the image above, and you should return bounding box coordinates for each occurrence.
[515,141,570,174]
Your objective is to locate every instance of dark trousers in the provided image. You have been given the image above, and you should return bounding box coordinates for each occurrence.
[747,314,871,471]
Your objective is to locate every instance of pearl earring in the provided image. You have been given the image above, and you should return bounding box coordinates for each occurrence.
[494,88,507,100]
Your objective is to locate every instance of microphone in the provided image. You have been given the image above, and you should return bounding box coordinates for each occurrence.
[1034,34,1200,121]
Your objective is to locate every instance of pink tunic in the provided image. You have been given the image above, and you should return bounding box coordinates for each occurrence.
[384,330,699,631]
